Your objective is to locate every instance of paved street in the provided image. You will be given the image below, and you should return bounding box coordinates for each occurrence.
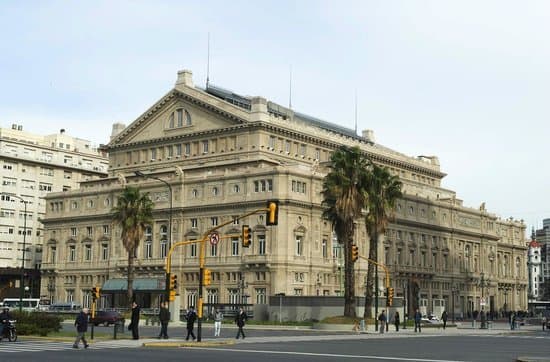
[2,323,549,361]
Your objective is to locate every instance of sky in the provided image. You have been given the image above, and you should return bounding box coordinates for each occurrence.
[1,0,549,234]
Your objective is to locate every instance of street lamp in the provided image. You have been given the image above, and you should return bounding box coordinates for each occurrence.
[479,272,490,329]
[237,278,248,305]
[451,284,460,324]
[134,171,173,250]
[2,193,29,313]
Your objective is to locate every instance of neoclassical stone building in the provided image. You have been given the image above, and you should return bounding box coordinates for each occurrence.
[40,70,527,317]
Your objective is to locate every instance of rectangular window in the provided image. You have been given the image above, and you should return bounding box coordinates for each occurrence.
[191,218,198,228]
[71,227,77,237]
[268,136,275,148]
[85,244,92,261]
[202,140,209,154]
[258,235,266,255]
[211,243,218,257]
[103,225,109,235]
[168,146,174,158]
[295,235,303,256]
[150,148,157,160]
[69,245,76,262]
[231,238,239,256]
[145,242,152,259]
[102,244,108,260]
[161,240,168,258]
[322,238,328,258]
[176,144,182,156]
[184,143,191,156]
[86,226,93,237]
[211,217,218,226]
[50,246,57,263]
[190,243,197,257]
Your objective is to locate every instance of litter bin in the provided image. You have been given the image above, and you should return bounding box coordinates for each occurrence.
[114,318,125,339]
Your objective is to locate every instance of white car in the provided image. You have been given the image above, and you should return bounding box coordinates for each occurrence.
[421,316,440,324]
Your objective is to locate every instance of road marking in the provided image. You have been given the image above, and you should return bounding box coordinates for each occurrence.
[189,347,472,362]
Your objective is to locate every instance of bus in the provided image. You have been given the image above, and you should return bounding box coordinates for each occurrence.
[1,298,41,312]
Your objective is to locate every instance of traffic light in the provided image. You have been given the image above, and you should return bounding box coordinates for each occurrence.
[169,289,176,302]
[91,286,100,300]
[169,273,178,290]
[351,244,359,262]
[203,269,212,286]
[242,225,252,247]
[266,200,279,226]
[387,287,394,307]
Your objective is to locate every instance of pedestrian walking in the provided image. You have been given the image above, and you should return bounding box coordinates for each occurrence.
[441,310,448,330]
[394,311,400,332]
[414,309,422,333]
[214,309,224,337]
[378,310,387,334]
[185,306,197,341]
[542,316,547,331]
[73,307,90,349]
[128,301,140,340]
[158,301,170,339]
[235,307,248,339]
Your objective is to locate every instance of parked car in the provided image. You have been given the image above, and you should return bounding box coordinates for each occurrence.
[90,310,123,326]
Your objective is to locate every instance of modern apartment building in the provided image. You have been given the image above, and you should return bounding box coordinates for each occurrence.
[535,219,550,300]
[39,70,528,317]
[0,124,108,298]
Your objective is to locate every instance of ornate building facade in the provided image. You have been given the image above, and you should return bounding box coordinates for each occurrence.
[39,70,527,317]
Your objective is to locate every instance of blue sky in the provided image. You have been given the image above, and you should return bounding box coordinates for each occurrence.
[1,0,549,233]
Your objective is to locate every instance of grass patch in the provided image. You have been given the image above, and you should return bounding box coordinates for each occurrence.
[320,316,376,324]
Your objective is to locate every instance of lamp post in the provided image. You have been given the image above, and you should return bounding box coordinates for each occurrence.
[134,171,173,250]
[479,272,489,329]
[451,284,459,324]
[237,278,248,305]
[2,194,29,313]
[403,280,407,329]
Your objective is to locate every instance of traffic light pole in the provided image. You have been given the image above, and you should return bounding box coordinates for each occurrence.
[164,202,279,343]
[358,256,390,331]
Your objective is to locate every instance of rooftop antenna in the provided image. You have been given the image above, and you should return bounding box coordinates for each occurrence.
[206,32,210,88]
[354,88,358,134]
[289,65,292,109]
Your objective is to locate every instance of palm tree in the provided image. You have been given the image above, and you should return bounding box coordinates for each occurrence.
[111,186,154,304]
[322,146,370,317]
[363,164,402,319]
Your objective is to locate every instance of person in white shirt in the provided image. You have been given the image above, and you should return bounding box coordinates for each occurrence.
[214,309,223,337]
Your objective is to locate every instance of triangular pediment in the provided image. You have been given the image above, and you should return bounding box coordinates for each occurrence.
[108,87,250,147]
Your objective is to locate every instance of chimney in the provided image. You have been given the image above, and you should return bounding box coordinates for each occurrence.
[110,122,126,140]
[362,129,375,143]
[175,69,194,89]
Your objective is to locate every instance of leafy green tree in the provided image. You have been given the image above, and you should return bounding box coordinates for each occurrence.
[363,164,402,319]
[111,186,154,304]
[322,146,370,317]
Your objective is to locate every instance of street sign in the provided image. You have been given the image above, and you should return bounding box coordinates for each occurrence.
[209,232,220,245]
[480,297,486,306]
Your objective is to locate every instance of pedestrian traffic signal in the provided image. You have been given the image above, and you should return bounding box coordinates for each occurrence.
[351,244,359,262]
[387,287,394,307]
[266,200,279,226]
[242,225,252,247]
[91,286,100,300]
[170,273,178,290]
[203,269,212,286]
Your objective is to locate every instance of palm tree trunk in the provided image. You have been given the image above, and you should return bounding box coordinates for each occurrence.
[344,228,356,318]
[127,249,134,305]
[363,227,378,319]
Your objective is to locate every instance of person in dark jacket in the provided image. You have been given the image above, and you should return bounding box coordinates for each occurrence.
[394,311,400,332]
[158,301,170,339]
[185,306,197,341]
[129,302,140,340]
[73,307,90,349]
[441,310,448,330]
[414,309,422,333]
[235,307,248,339]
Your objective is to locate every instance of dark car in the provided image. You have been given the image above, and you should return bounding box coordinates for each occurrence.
[90,310,123,326]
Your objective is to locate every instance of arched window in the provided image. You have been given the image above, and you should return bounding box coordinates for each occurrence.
[169,113,174,128]
[185,110,192,125]
[176,109,183,127]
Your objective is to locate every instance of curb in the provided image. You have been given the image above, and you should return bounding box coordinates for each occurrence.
[143,340,235,348]
[516,357,550,362]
